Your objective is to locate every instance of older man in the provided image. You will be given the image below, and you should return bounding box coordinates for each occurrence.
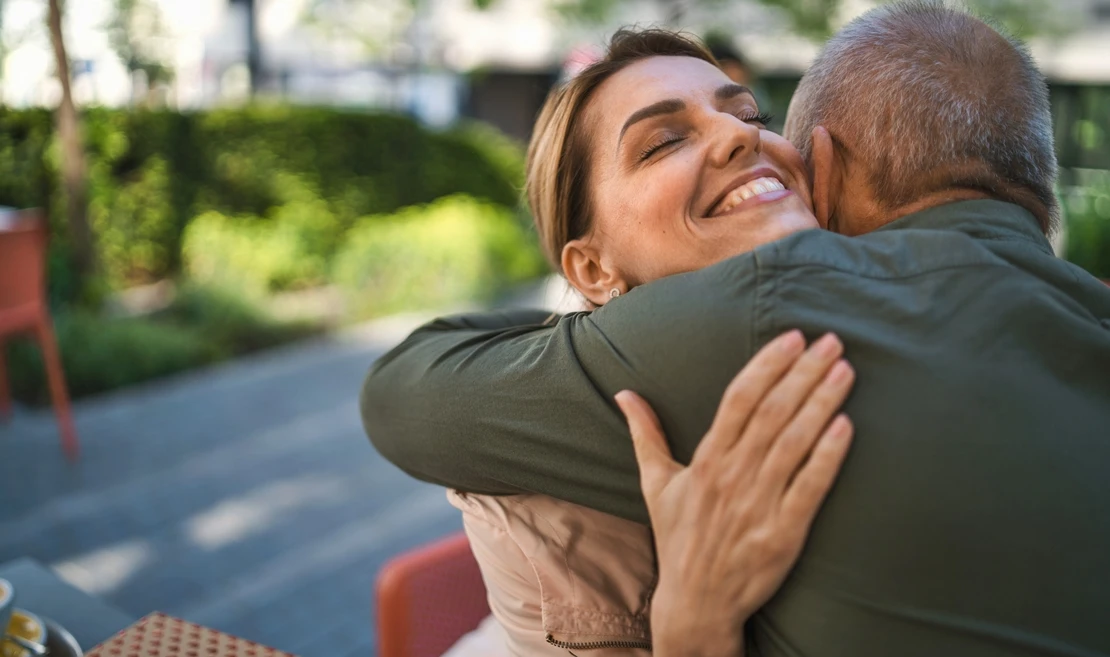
[362,2,1110,656]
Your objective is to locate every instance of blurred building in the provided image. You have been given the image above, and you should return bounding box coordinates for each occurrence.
[2,0,1110,139]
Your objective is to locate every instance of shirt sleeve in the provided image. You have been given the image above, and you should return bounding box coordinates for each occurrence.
[360,254,765,523]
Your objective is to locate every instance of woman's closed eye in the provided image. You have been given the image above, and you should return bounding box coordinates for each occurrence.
[638,131,686,161]
[736,111,775,128]
[635,110,773,162]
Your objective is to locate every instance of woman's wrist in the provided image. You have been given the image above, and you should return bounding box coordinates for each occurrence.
[651,577,747,657]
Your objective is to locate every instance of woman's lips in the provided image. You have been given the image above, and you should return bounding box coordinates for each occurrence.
[707,186,794,219]
[708,176,788,217]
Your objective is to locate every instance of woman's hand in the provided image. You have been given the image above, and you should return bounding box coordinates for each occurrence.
[614,330,855,657]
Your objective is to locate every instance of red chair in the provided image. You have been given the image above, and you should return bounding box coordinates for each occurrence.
[376,532,491,657]
[0,209,79,460]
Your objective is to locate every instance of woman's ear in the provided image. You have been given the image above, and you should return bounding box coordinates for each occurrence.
[562,238,626,307]
[810,125,840,231]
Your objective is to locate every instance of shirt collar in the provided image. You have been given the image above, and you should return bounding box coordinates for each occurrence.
[873,199,1054,255]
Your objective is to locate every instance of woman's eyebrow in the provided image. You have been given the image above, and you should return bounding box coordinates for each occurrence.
[616,84,754,148]
[618,98,686,146]
[715,83,753,101]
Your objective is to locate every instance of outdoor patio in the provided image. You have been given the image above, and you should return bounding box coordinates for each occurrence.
[0,314,465,657]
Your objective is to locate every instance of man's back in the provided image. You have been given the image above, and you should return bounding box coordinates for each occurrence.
[363,200,1110,656]
[747,202,1110,656]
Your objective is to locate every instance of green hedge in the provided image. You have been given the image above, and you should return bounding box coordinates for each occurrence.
[1,106,544,403]
[1064,169,1110,279]
[181,202,339,294]
[0,107,524,297]
[333,195,547,317]
[5,284,318,405]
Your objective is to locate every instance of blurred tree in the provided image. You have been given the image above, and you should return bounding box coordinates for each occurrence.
[485,0,1074,41]
[0,1,5,100]
[229,0,262,94]
[300,0,413,60]
[0,1,46,100]
[47,0,96,281]
[104,0,175,105]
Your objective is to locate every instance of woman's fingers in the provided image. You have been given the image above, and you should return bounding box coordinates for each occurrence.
[757,359,855,491]
[697,330,806,458]
[780,414,854,527]
[732,333,844,467]
[616,390,682,506]
[628,335,857,652]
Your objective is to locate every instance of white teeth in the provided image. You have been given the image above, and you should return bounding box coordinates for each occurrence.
[712,177,786,216]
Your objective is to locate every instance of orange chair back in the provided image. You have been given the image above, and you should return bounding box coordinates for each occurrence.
[376,532,491,657]
[0,210,47,312]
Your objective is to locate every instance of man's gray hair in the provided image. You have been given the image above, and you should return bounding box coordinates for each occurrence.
[784,0,1059,233]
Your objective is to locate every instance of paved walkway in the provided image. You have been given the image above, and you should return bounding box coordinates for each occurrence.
[0,312,482,657]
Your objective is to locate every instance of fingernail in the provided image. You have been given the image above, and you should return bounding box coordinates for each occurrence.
[780,330,804,352]
[830,360,854,383]
[830,415,852,440]
[614,390,633,410]
[815,333,842,357]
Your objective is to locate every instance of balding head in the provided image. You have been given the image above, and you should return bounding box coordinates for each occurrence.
[785,0,1059,234]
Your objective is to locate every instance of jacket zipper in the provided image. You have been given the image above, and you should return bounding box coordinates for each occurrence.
[546,634,652,651]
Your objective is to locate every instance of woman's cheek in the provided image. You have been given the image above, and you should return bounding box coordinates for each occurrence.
[650,158,699,220]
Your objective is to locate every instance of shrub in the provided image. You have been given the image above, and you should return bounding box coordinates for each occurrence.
[191,107,523,222]
[159,283,318,352]
[0,106,526,301]
[6,283,320,405]
[5,312,221,405]
[332,194,547,317]
[1064,169,1110,279]
[181,199,339,293]
[90,155,177,287]
[449,121,527,192]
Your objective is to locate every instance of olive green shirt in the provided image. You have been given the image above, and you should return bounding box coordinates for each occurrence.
[361,200,1110,657]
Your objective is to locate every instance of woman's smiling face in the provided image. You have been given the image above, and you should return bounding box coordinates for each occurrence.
[577,55,817,289]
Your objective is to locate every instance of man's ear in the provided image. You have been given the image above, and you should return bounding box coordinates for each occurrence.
[810,125,839,231]
[562,238,626,307]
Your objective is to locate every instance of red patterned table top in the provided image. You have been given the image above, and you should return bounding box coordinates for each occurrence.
[86,613,300,657]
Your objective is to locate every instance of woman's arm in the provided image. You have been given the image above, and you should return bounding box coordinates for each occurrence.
[362,309,646,509]
[361,255,765,523]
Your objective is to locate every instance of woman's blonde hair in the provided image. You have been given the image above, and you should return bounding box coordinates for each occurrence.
[526,29,718,271]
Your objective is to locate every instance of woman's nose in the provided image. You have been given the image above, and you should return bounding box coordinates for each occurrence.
[707,114,762,168]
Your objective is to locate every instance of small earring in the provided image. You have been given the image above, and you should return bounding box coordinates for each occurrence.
[609,288,620,299]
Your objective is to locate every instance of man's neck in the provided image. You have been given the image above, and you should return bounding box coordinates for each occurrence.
[841,189,993,236]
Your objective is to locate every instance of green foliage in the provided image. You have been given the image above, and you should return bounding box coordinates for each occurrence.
[444,121,527,195]
[1064,169,1110,280]
[1053,85,1110,172]
[191,106,522,221]
[539,0,1076,41]
[158,283,319,353]
[0,106,525,300]
[5,313,220,405]
[104,0,175,93]
[181,202,338,293]
[964,0,1076,40]
[0,105,533,403]
[755,0,837,40]
[5,284,319,405]
[90,155,176,287]
[333,195,547,317]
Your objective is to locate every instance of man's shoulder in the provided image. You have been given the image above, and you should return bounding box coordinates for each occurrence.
[754,225,1011,281]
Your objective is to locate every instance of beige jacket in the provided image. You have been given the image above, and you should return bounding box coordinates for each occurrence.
[448,491,656,656]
